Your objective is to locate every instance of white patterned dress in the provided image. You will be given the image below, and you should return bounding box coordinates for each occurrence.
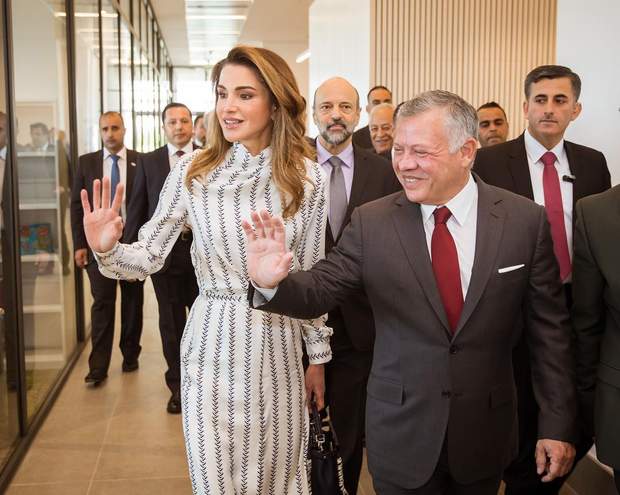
[96,142,332,494]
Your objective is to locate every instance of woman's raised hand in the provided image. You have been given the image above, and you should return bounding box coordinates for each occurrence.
[80,176,124,253]
[242,210,293,289]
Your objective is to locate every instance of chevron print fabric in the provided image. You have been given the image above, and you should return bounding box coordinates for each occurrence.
[96,142,332,494]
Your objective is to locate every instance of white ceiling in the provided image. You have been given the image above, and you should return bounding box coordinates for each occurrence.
[150,0,310,67]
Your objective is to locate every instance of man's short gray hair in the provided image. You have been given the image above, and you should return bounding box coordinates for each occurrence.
[369,102,395,119]
[395,90,478,153]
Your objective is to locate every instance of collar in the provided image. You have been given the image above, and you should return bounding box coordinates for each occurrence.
[167,141,194,157]
[103,146,127,161]
[420,173,477,226]
[524,129,566,164]
[316,139,354,168]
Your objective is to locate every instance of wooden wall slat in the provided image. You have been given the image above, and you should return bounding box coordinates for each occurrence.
[370,0,556,139]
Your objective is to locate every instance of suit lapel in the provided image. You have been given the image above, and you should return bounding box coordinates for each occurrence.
[125,150,137,199]
[506,134,535,201]
[157,146,170,182]
[347,148,371,214]
[454,176,504,337]
[89,151,104,200]
[391,194,451,336]
[334,147,372,240]
[564,141,583,211]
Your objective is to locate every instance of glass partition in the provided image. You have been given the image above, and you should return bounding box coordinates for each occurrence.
[101,0,120,111]
[11,0,77,420]
[120,20,134,148]
[0,0,21,468]
[74,0,101,156]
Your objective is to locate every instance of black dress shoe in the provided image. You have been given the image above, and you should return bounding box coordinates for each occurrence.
[122,360,139,372]
[167,394,182,414]
[84,372,107,386]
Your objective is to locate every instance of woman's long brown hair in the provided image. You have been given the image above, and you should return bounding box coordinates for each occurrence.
[185,46,315,218]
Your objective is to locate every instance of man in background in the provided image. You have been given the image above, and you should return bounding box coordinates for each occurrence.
[476,101,509,148]
[474,64,611,495]
[352,85,392,149]
[26,122,54,152]
[70,112,144,386]
[369,102,395,160]
[125,102,199,414]
[572,186,620,494]
[193,113,207,148]
[312,76,400,494]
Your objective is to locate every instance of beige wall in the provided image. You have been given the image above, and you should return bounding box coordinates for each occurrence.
[370,0,556,139]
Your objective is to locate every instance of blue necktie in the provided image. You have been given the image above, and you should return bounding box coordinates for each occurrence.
[110,154,120,201]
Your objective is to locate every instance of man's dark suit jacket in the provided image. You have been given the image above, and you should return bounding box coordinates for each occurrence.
[352,125,373,149]
[124,144,199,271]
[473,133,611,213]
[473,132,610,473]
[321,143,400,351]
[251,175,577,488]
[70,149,139,254]
[572,185,620,468]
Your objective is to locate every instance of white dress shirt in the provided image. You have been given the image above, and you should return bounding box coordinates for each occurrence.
[167,141,194,169]
[524,129,574,261]
[103,147,128,218]
[420,173,478,298]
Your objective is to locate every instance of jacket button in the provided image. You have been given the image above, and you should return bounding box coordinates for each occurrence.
[441,390,451,398]
[449,345,459,354]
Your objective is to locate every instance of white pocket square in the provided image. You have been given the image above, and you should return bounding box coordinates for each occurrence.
[498,264,525,274]
[130,161,136,167]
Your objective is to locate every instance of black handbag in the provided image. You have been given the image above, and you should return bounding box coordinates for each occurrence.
[308,404,348,495]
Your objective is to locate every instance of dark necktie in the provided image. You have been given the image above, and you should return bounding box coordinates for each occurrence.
[431,207,463,333]
[328,156,347,238]
[541,151,571,281]
[110,154,120,201]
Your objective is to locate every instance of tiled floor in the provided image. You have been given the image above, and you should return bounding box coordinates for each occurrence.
[5,280,377,495]
[7,280,192,495]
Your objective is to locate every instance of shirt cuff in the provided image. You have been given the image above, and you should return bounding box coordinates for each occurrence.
[251,281,278,306]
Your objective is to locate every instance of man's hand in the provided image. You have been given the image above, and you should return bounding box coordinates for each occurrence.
[74,248,88,268]
[305,364,325,410]
[81,176,124,253]
[535,439,576,482]
[241,210,293,289]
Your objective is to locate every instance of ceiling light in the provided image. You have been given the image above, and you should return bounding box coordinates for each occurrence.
[186,15,247,20]
[296,49,310,64]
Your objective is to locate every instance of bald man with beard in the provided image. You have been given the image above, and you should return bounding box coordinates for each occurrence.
[311,76,400,494]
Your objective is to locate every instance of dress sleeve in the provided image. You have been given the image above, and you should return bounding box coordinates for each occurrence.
[94,156,190,280]
[294,162,332,365]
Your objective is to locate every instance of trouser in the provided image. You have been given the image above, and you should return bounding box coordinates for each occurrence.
[151,268,198,395]
[372,439,501,495]
[86,263,144,375]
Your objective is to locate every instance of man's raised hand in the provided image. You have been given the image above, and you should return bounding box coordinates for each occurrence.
[242,210,293,289]
[81,176,124,253]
